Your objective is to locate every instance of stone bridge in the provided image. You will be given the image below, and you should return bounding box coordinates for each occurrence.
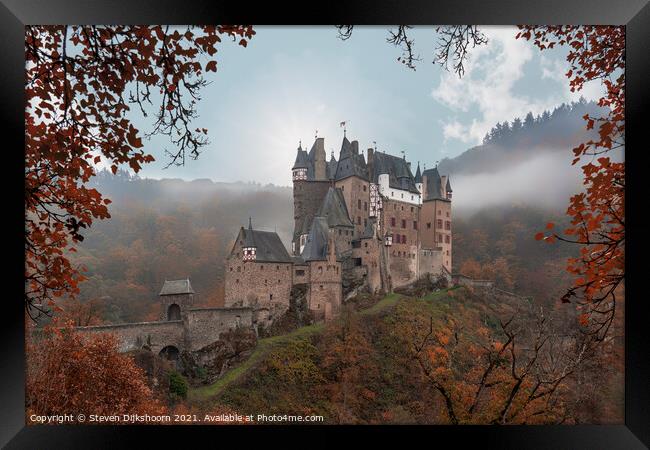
[74,307,254,360]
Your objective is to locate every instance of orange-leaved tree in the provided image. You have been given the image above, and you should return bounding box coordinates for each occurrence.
[25,25,255,320]
[519,26,625,341]
[26,320,166,421]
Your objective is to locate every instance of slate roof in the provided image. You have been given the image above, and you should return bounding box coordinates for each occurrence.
[300,216,331,262]
[240,225,293,263]
[360,217,377,239]
[334,137,369,181]
[422,167,445,201]
[414,163,422,183]
[160,279,194,296]
[370,151,420,194]
[316,187,354,229]
[292,145,309,170]
[326,153,338,180]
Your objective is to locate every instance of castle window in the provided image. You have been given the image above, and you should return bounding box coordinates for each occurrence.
[427,222,431,229]
[364,202,367,211]
[278,279,281,283]
[265,279,268,285]
[446,250,450,256]
[296,270,305,276]
[276,265,280,270]
[394,233,400,244]
[229,267,233,272]
[437,219,443,229]
[445,221,451,230]
[413,221,418,230]
[364,242,368,248]
[401,219,406,228]
[319,285,324,290]
[438,235,443,243]
[402,234,407,244]
[411,207,414,212]
[401,206,404,211]
[236,279,239,283]
[446,212,450,217]
[363,185,367,192]
[358,199,362,209]
[260,265,264,271]
[391,217,396,227]
[411,196,414,201]
[445,235,451,244]
[357,216,361,225]
[391,191,394,196]
[270,294,273,300]
[339,229,342,235]
[319,266,323,274]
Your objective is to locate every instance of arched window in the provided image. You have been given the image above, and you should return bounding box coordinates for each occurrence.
[167,304,181,321]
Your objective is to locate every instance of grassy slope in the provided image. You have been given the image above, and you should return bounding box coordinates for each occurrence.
[188,289,456,404]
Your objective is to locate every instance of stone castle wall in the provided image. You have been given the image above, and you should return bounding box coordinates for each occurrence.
[74,320,185,354]
[307,258,342,321]
[75,306,254,355]
[184,307,253,351]
[224,233,293,311]
[335,176,370,237]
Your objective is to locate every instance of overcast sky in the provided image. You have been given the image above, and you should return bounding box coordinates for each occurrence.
[130,26,604,186]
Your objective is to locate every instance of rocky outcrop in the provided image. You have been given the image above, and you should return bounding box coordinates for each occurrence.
[394,273,448,297]
[180,327,257,385]
[258,284,315,338]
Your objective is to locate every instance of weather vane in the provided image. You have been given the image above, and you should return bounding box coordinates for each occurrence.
[339,121,348,136]
[315,129,318,139]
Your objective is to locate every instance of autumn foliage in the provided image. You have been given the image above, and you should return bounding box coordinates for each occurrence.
[518,26,625,340]
[26,321,165,422]
[25,25,255,319]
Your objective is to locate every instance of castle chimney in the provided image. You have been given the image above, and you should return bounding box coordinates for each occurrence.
[367,147,374,165]
[351,140,359,155]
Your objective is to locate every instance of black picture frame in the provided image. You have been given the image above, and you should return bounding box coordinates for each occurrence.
[2,0,648,447]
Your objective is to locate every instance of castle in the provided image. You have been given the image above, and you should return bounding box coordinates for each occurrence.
[223,133,452,323]
[72,132,452,362]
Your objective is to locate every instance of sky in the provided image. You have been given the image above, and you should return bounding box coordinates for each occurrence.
[130,26,605,187]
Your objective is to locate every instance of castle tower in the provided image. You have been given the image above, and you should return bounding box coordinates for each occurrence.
[242,217,257,261]
[292,138,332,256]
[159,278,195,321]
[420,166,452,273]
[414,162,423,199]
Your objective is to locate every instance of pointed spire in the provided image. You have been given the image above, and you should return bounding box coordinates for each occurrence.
[415,161,422,183]
[248,216,253,230]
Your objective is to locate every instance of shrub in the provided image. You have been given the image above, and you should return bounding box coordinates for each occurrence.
[168,370,188,399]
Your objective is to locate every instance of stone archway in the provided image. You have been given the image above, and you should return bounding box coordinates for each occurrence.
[159,345,180,362]
[167,303,181,321]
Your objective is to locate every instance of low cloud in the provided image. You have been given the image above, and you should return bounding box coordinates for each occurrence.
[451,151,585,216]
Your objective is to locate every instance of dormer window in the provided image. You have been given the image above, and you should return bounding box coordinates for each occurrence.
[243,246,257,261]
